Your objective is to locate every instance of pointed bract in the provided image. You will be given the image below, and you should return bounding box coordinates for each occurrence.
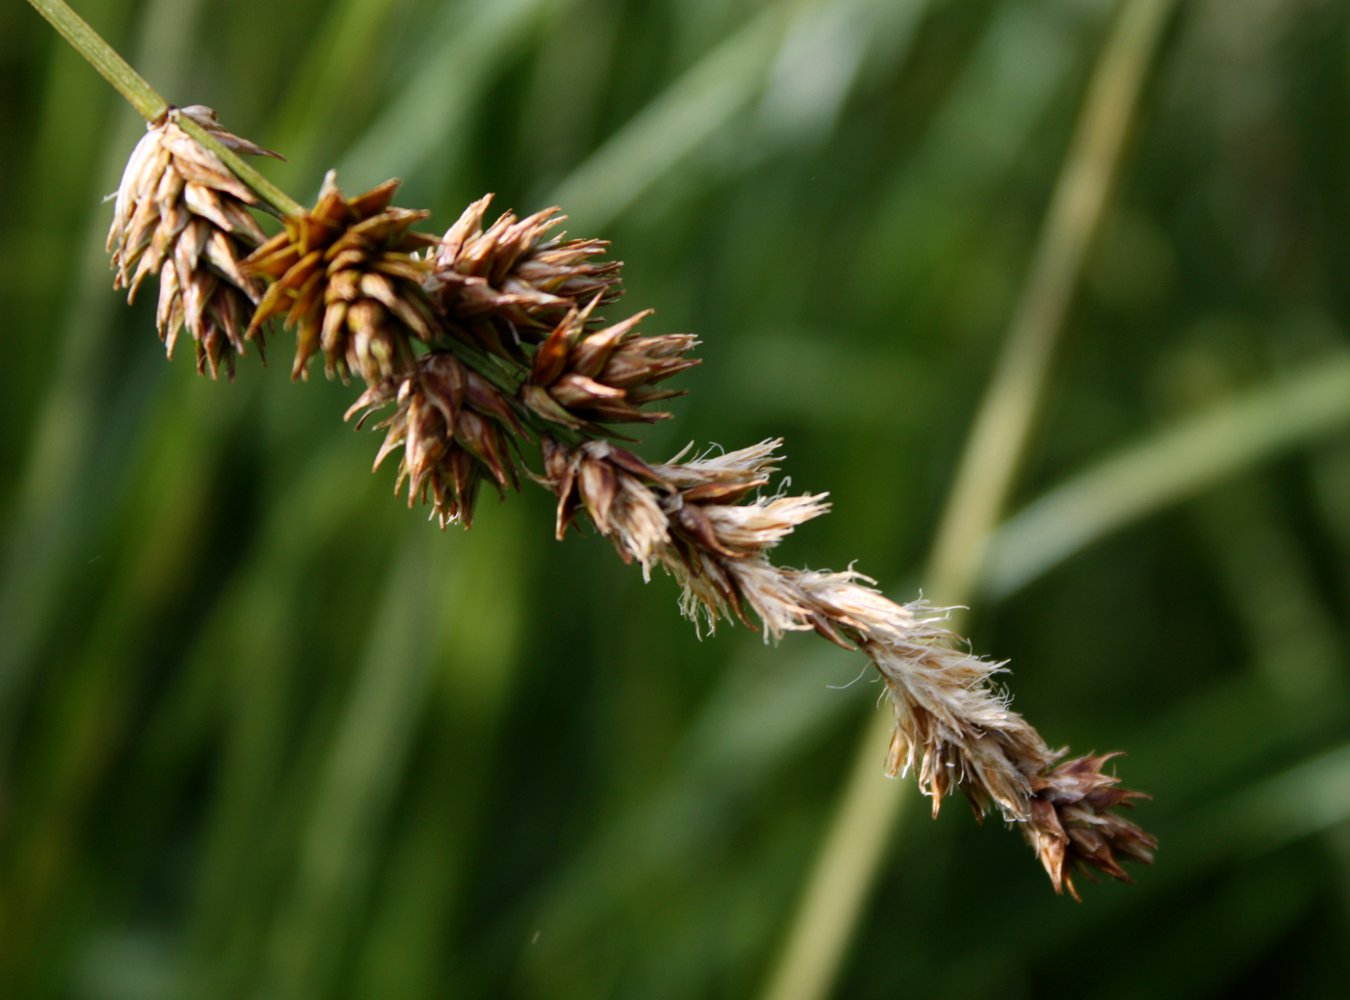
[524,300,699,430]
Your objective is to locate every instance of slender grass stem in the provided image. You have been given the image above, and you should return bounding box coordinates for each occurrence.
[26,0,302,218]
[759,2,1177,997]
[925,0,1177,603]
[175,115,304,219]
[26,0,166,121]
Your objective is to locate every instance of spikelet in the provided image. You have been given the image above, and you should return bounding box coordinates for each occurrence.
[431,195,623,359]
[107,105,277,378]
[243,174,437,384]
[522,297,699,431]
[347,352,526,527]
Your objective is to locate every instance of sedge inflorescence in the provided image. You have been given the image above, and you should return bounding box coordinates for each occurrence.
[105,106,1155,898]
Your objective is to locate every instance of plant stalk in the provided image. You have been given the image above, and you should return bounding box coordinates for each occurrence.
[27,0,302,219]
[27,0,166,121]
[175,115,304,219]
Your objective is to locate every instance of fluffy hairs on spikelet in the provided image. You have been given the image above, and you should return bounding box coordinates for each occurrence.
[541,437,1155,898]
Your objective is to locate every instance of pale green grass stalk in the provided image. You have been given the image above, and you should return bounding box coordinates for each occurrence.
[760,2,1178,997]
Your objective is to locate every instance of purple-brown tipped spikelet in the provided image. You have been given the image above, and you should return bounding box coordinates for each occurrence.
[539,435,1154,894]
[523,298,700,431]
[430,194,624,358]
[243,173,438,384]
[347,352,525,527]
[1025,752,1157,900]
[107,105,278,378]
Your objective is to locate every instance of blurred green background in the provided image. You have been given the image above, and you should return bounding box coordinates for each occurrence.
[4,0,1350,996]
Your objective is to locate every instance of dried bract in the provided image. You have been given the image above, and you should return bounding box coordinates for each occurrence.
[244,173,437,383]
[1025,753,1157,900]
[107,105,276,378]
[431,195,624,358]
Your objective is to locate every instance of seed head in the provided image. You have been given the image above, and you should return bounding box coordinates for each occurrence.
[347,352,526,527]
[244,174,438,383]
[107,106,277,378]
[431,195,624,359]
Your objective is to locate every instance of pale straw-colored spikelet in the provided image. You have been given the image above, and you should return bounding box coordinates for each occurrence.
[107,106,277,378]
[541,435,1155,897]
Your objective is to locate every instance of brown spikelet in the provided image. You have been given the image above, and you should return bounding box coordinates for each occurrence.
[430,194,624,358]
[1024,753,1157,900]
[107,106,278,378]
[243,173,438,384]
[346,352,526,527]
[522,298,699,431]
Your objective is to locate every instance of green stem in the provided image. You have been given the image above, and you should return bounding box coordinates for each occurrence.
[174,115,304,219]
[29,0,586,441]
[27,0,167,121]
[27,0,302,219]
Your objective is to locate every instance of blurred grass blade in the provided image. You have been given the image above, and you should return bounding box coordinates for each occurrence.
[546,0,916,229]
[760,3,1178,998]
[0,0,208,779]
[335,0,556,189]
[1194,741,1350,858]
[267,0,407,172]
[544,1,793,228]
[984,353,1350,600]
[265,537,438,1000]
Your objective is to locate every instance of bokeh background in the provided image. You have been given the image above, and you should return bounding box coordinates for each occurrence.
[4,0,1350,997]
